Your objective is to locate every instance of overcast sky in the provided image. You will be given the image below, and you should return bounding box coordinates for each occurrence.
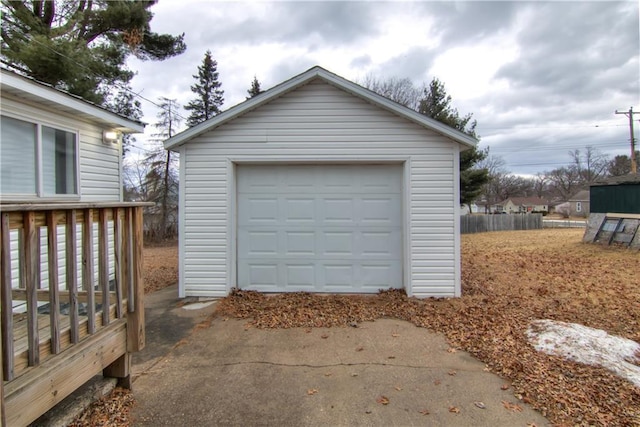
[127,0,639,176]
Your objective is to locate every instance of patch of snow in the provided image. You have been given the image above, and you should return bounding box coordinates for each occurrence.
[526,319,640,388]
[182,301,216,311]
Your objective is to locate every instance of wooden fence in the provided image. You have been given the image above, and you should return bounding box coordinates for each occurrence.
[0,202,149,426]
[461,214,543,234]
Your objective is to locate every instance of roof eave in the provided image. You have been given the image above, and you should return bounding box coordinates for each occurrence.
[1,69,145,134]
[165,66,478,151]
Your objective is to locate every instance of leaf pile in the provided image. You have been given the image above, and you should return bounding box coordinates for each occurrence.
[217,229,640,426]
[143,243,178,294]
[68,387,134,427]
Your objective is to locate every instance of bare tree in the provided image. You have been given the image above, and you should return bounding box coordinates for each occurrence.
[358,74,422,110]
[145,98,182,241]
[546,165,581,201]
[532,173,549,198]
[570,146,609,184]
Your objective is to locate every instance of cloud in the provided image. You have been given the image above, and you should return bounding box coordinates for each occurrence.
[127,0,639,176]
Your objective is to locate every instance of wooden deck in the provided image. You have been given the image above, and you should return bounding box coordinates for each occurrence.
[1,202,148,426]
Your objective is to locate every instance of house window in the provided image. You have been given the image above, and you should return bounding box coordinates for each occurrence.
[1,116,78,197]
[576,202,582,212]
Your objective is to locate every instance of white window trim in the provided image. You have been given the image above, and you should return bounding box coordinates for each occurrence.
[1,113,81,201]
[576,201,582,212]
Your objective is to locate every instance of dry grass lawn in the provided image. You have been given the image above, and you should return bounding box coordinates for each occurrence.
[75,229,640,426]
[143,242,178,294]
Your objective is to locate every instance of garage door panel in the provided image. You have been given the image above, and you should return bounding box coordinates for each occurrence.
[284,198,316,223]
[241,230,279,256]
[239,198,279,224]
[322,231,354,256]
[323,264,354,288]
[322,198,355,223]
[238,164,402,293]
[361,196,401,224]
[285,264,316,289]
[285,231,315,255]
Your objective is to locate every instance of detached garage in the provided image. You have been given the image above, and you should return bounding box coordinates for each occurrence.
[164,66,477,298]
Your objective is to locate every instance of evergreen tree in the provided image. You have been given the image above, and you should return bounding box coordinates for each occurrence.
[246,75,263,99]
[417,78,488,207]
[1,1,186,106]
[185,50,224,127]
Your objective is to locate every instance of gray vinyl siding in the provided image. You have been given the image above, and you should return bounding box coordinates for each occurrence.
[180,79,460,298]
[1,94,122,202]
[2,94,121,299]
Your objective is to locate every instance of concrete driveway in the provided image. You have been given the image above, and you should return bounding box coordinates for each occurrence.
[130,286,549,426]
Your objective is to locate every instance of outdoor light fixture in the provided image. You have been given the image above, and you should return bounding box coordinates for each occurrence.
[103,130,120,144]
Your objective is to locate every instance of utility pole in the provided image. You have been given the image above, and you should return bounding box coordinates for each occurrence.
[615,107,638,174]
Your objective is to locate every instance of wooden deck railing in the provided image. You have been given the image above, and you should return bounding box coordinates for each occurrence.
[0,202,149,426]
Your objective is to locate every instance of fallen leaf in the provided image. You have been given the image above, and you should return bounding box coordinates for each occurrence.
[321,333,329,339]
[447,347,458,353]
[474,401,486,409]
[448,370,457,376]
[391,333,400,338]
[500,384,510,390]
[307,389,318,395]
[434,379,442,386]
[351,373,358,377]
[502,400,523,412]
[356,346,364,352]
[419,409,430,415]
[394,385,402,391]
[376,396,390,405]
[449,406,460,413]
[324,372,332,377]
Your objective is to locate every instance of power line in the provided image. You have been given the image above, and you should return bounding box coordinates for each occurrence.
[480,124,626,130]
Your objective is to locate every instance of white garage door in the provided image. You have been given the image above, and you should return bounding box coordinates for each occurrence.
[237,164,403,293]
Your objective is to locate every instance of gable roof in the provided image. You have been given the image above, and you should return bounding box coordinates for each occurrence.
[164,65,478,151]
[0,68,145,133]
[499,197,549,206]
[591,174,640,186]
[569,190,590,201]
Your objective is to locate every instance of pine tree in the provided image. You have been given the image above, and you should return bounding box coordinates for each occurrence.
[246,75,263,99]
[185,50,224,127]
[1,1,186,106]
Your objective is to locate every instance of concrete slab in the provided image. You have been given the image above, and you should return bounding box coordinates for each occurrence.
[130,290,549,426]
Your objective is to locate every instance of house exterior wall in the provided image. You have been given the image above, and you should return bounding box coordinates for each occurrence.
[2,93,124,292]
[1,94,123,202]
[179,79,461,298]
[570,200,590,217]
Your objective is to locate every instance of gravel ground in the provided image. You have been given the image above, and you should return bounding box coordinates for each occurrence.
[73,229,640,426]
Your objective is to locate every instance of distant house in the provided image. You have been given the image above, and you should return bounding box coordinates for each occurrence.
[495,197,549,214]
[569,190,590,217]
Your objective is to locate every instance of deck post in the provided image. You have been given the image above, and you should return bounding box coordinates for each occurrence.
[1,212,14,380]
[127,206,145,352]
[23,211,39,366]
[103,353,132,389]
[1,325,5,427]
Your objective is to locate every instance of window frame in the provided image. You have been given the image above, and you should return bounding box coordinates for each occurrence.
[576,201,582,212]
[1,113,81,201]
